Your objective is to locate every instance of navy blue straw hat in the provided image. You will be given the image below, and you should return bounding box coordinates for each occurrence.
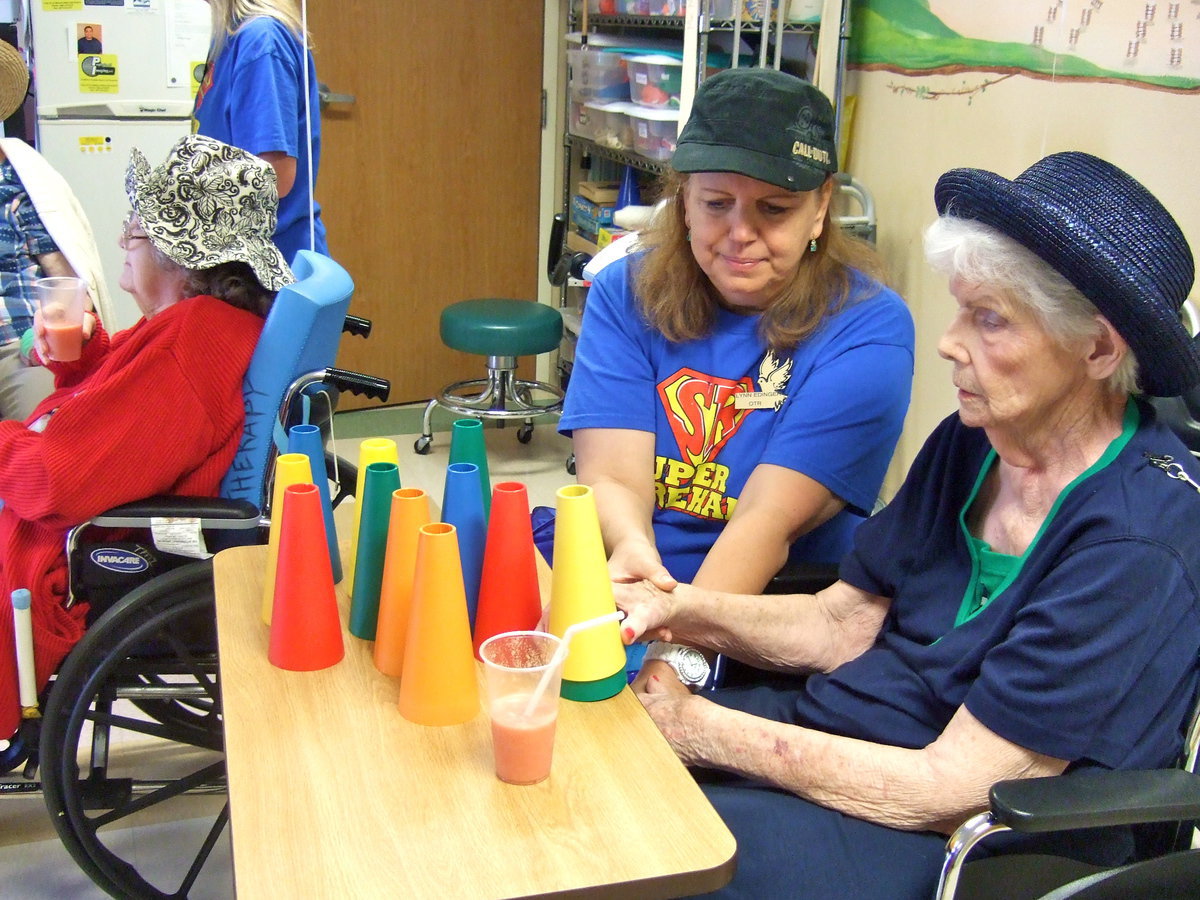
[934,151,1198,397]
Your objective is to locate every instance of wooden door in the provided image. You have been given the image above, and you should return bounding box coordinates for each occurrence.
[307,1,545,409]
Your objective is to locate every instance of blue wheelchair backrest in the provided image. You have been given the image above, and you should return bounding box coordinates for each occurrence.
[218,250,354,508]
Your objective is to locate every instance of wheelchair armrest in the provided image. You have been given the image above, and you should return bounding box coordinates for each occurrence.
[989,769,1200,833]
[89,496,260,529]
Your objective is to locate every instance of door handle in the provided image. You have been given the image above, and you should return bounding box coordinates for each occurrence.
[318,83,356,109]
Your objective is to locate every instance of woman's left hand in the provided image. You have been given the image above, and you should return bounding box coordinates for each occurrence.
[637,674,711,766]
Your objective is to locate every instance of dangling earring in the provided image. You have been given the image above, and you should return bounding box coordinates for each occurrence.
[809,238,818,253]
[686,231,692,242]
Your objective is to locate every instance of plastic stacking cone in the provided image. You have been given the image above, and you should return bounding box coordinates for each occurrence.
[397,523,479,726]
[261,453,314,625]
[349,461,401,640]
[345,438,399,585]
[617,164,641,209]
[287,423,342,584]
[548,484,626,701]
[269,484,344,671]
[440,462,487,630]
[373,488,432,676]
[473,482,541,659]
[449,418,491,518]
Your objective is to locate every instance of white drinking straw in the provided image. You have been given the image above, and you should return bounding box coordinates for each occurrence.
[521,610,625,718]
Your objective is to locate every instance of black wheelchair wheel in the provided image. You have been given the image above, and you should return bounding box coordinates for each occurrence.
[40,560,230,900]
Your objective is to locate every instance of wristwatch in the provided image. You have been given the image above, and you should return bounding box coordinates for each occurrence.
[643,641,711,688]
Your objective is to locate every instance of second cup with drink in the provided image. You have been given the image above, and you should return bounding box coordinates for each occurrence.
[36,276,88,362]
[480,631,565,785]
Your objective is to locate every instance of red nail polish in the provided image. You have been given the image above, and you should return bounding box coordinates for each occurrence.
[622,627,634,642]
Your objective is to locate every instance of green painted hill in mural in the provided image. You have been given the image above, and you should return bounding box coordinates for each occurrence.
[849,0,1199,92]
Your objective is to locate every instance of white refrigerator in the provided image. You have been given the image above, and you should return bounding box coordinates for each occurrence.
[19,0,211,329]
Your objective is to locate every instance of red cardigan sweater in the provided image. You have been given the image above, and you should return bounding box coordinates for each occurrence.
[0,295,261,738]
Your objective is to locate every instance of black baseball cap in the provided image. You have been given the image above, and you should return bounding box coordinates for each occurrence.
[672,67,837,192]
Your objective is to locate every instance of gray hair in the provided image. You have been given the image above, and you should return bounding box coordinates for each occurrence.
[147,241,273,317]
[924,215,1139,395]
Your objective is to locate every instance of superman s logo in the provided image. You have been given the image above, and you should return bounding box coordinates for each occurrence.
[658,368,753,466]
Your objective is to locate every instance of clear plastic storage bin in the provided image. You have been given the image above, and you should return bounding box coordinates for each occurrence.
[586,101,635,150]
[627,106,679,161]
[567,48,630,103]
[624,54,684,109]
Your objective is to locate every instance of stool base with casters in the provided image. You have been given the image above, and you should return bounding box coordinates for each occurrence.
[414,298,565,454]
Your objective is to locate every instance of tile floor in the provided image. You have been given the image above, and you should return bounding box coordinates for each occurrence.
[0,408,574,899]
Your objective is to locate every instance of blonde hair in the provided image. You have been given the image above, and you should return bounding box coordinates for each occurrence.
[633,171,887,352]
[208,0,306,57]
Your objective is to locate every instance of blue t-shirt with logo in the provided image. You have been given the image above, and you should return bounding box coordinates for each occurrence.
[559,251,915,582]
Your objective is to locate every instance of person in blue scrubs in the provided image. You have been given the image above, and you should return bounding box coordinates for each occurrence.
[193,0,326,263]
[616,152,1200,899]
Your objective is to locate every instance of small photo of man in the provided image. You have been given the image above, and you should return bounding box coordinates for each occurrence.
[77,25,102,56]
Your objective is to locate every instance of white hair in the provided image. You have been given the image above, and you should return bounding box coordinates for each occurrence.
[924,215,1139,395]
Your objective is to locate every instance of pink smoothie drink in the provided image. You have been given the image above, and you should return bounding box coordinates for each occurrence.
[489,693,558,785]
[43,320,83,361]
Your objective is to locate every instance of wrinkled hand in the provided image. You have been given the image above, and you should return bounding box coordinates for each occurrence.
[613,578,678,645]
[32,308,95,363]
[637,674,710,766]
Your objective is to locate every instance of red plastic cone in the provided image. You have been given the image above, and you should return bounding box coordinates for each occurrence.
[473,481,542,659]
[268,484,344,671]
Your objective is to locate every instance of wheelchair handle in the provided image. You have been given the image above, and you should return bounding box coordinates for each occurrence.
[342,315,372,339]
[324,366,391,403]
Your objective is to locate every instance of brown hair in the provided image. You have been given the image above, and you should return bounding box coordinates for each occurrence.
[633,171,887,352]
[182,261,275,317]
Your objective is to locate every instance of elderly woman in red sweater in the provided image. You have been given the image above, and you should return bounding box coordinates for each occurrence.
[0,134,293,740]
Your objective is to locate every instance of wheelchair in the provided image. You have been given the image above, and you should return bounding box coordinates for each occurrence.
[0,250,390,899]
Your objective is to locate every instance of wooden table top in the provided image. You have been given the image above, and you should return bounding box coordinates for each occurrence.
[213,545,737,899]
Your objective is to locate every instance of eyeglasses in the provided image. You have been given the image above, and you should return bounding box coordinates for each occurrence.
[119,215,150,249]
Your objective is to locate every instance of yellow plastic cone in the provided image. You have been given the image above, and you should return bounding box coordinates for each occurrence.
[345,438,400,585]
[373,488,432,676]
[397,523,480,726]
[547,484,626,701]
[261,452,314,625]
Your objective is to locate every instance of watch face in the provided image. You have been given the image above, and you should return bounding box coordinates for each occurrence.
[676,649,708,684]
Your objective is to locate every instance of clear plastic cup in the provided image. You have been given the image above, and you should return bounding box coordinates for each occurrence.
[479,631,565,785]
[36,276,88,362]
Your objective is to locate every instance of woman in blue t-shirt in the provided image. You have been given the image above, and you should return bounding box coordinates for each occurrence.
[559,68,914,690]
[193,0,326,264]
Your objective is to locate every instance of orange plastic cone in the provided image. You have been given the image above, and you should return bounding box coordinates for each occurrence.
[268,484,344,671]
[373,488,432,677]
[397,523,479,726]
[548,484,626,701]
[345,438,400,586]
[473,482,542,659]
[261,453,314,625]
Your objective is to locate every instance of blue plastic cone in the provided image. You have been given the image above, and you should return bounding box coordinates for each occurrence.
[287,423,342,583]
[440,461,487,629]
[448,418,491,518]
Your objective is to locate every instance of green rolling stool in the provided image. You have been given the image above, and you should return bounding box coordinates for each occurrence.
[414,298,565,454]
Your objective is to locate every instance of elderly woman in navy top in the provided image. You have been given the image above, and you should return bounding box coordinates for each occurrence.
[616,152,1200,899]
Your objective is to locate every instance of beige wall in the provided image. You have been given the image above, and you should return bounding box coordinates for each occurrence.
[846,69,1200,494]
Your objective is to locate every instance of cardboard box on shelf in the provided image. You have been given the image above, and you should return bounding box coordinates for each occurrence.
[566,229,600,256]
[578,180,620,204]
[597,226,631,249]
[571,194,616,227]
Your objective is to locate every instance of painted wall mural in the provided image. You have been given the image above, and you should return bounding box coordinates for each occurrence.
[851,0,1199,95]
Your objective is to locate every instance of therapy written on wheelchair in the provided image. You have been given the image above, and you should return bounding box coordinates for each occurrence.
[0,245,389,900]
